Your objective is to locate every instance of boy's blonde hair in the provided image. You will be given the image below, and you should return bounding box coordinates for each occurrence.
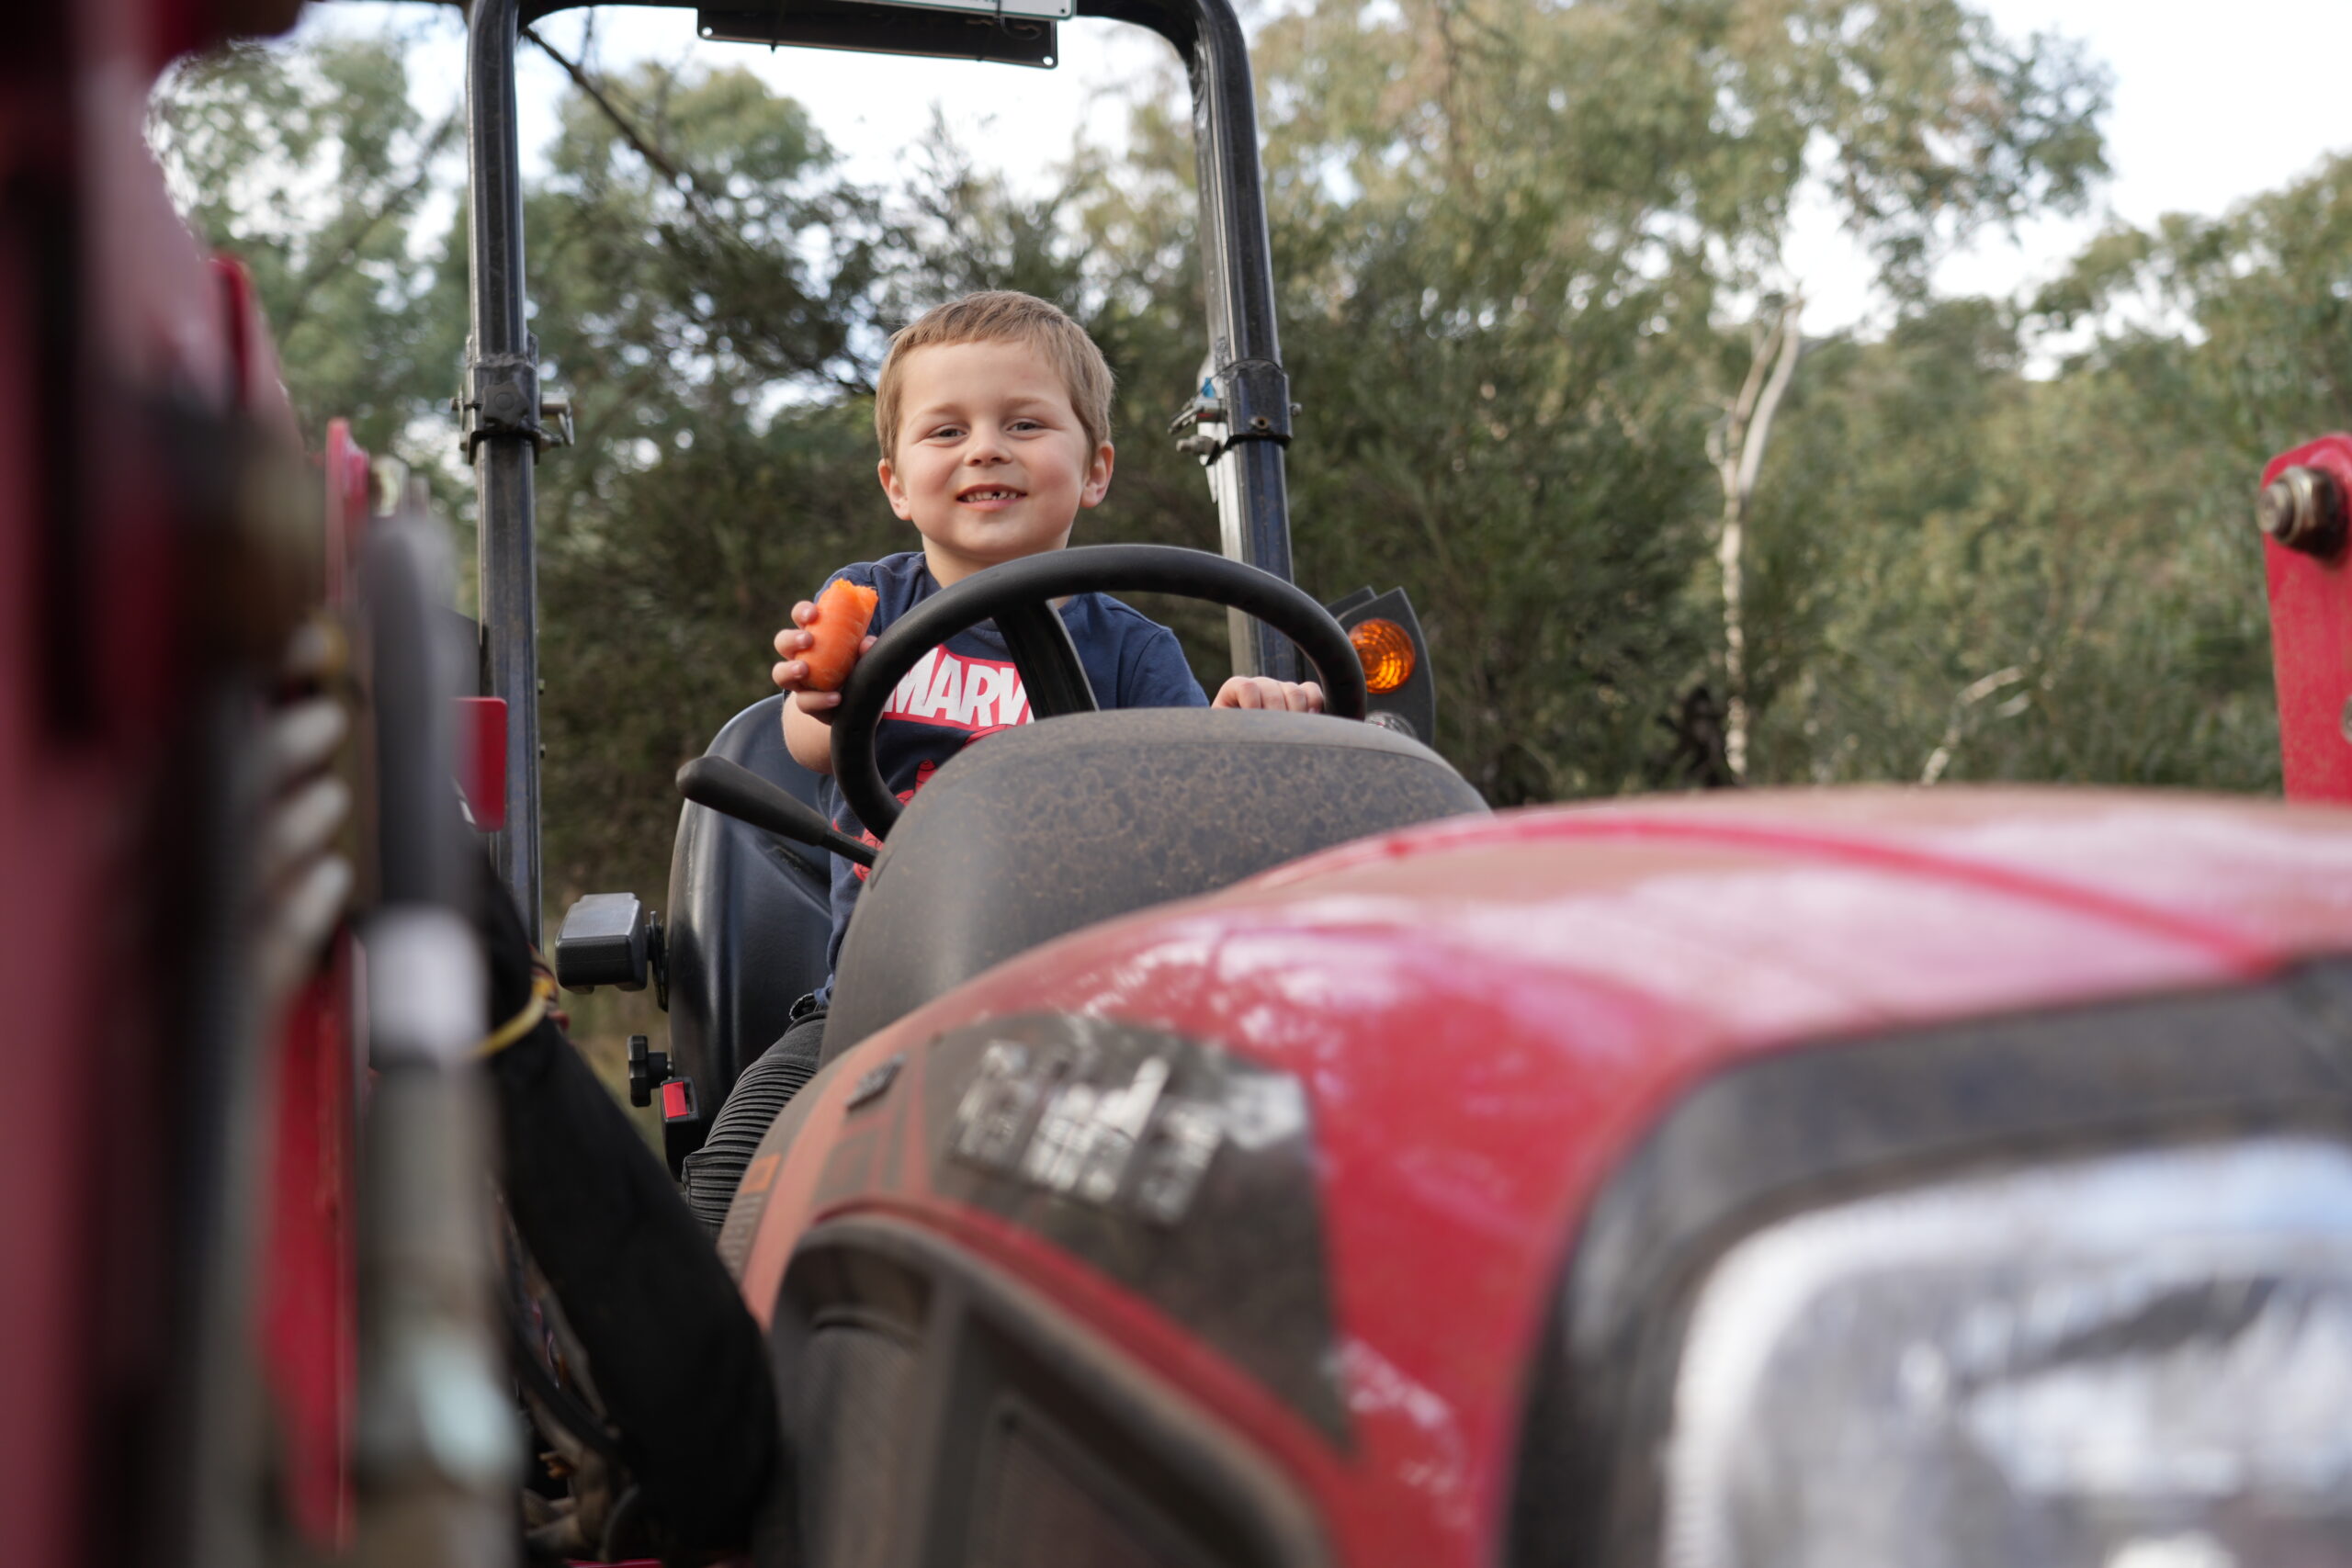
[874,291,1114,461]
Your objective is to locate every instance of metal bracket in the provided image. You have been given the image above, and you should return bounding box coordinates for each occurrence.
[456,339,571,461]
[1169,395,1226,458]
[1169,356,1293,463]
[1217,356,1293,444]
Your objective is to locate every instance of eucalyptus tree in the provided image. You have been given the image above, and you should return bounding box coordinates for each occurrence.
[1217,0,2112,797]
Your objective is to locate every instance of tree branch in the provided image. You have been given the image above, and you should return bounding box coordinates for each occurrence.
[521,24,695,197]
[276,107,461,342]
[1734,299,1803,508]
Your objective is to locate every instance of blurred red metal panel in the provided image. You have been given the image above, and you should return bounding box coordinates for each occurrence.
[1,1,321,1559]
[217,257,301,451]
[458,696,510,831]
[2262,435,2352,803]
[323,418,370,609]
[259,945,358,1551]
[0,219,98,1568]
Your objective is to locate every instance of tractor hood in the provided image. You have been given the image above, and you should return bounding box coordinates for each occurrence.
[730,786,2352,1568]
[1224,784,2352,1038]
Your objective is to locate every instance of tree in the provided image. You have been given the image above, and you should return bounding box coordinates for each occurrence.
[1731,157,2352,795]
[149,33,464,471]
[516,53,898,905]
[1710,296,1803,779]
[1738,296,2278,792]
[176,0,2314,869]
[1193,0,2109,795]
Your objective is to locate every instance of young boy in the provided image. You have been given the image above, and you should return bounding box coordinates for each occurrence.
[770,290,1322,1001]
[673,292,1325,1229]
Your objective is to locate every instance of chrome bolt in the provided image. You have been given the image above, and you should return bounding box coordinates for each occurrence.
[2257,465,2347,557]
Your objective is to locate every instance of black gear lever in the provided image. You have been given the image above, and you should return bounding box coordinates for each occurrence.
[675,755,878,869]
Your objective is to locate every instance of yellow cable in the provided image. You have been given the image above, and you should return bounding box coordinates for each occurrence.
[475,973,554,1058]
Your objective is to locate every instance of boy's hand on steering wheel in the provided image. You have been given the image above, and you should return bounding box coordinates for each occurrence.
[1214,676,1326,714]
[772,601,878,727]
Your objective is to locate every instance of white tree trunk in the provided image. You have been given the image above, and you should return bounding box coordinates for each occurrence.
[1711,299,1803,781]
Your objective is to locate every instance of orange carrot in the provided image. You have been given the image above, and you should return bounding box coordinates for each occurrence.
[799,579,879,692]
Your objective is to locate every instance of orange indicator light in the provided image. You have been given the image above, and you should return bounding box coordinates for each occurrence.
[1350,617,1416,694]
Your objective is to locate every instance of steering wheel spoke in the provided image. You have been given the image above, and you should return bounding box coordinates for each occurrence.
[992,602,1098,720]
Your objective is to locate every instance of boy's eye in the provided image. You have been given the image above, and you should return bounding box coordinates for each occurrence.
[926,425,965,441]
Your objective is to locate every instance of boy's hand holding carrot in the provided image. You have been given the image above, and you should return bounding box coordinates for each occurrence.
[772,579,881,725]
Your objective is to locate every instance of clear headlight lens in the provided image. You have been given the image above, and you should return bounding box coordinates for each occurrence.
[1663,1138,2352,1568]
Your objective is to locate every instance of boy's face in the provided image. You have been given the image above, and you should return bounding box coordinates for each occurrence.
[877,338,1114,586]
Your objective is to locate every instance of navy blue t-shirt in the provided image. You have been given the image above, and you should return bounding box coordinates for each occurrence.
[813,551,1207,998]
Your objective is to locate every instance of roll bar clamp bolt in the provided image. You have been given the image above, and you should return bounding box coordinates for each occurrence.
[455,337,573,462]
[1170,361,1297,461]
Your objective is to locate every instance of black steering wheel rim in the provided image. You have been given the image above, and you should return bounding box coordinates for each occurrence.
[830,544,1369,836]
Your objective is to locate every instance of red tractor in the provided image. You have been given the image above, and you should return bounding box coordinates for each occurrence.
[10,1,2352,1565]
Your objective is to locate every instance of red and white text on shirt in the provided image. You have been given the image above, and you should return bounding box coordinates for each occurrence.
[885,646,1034,733]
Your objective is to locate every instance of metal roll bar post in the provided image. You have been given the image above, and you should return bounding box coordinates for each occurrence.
[1088,0,1302,682]
[466,0,543,940]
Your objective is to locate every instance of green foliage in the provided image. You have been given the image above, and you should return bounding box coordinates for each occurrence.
[1739,295,2278,791]
[1222,0,2107,797]
[520,59,902,902]
[539,405,902,903]
[529,58,886,403]
[1728,150,2352,795]
[150,33,464,467]
[147,0,2308,940]
[1247,0,2109,309]
[2036,153,2352,465]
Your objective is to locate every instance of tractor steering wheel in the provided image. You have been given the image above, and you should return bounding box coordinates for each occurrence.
[829,544,1370,837]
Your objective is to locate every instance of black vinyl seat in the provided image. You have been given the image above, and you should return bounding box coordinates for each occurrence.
[823,707,1487,1057]
[666,694,838,1116]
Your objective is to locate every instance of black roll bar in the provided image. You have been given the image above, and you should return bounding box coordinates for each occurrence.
[466,0,1300,930]
[467,0,543,938]
[1084,0,1299,680]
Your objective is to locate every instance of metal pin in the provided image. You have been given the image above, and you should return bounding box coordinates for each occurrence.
[2258,466,2346,558]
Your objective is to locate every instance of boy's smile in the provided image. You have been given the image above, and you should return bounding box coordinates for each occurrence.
[877,338,1114,586]
[954,483,1023,510]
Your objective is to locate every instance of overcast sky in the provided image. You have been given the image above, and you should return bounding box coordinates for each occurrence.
[306,0,2352,334]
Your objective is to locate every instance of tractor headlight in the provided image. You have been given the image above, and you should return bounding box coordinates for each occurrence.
[1662,1138,2352,1568]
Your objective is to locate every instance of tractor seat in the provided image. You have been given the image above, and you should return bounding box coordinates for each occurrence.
[822,706,1487,1057]
[665,694,838,1121]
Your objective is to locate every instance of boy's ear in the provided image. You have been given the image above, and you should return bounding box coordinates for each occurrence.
[1079,440,1114,510]
[876,456,915,521]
